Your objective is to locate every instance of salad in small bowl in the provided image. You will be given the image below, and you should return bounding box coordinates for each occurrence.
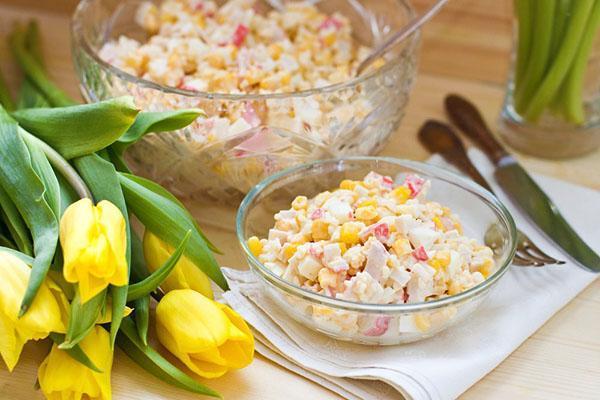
[237,157,516,345]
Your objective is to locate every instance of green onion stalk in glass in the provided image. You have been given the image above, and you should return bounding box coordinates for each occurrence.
[513,0,600,124]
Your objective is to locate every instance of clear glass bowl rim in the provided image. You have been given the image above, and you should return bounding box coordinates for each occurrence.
[236,157,517,313]
[71,0,419,101]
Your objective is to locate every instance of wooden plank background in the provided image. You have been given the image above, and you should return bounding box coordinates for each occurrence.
[0,1,598,399]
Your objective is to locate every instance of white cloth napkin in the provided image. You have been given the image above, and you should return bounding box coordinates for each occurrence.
[222,149,599,400]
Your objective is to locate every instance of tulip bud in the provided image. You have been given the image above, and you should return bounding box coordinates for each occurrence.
[143,231,213,298]
[60,198,128,303]
[38,325,112,400]
[156,289,254,378]
[0,251,67,371]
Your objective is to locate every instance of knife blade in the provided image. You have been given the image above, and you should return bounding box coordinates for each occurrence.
[445,93,600,272]
[494,156,600,271]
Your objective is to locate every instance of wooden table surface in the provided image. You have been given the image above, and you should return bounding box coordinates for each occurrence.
[1,1,599,399]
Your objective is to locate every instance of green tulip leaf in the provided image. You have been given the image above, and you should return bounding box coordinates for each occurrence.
[0,234,16,249]
[60,289,106,349]
[107,146,131,173]
[116,108,206,148]
[133,296,150,346]
[130,230,150,282]
[0,185,33,256]
[119,173,227,290]
[127,230,191,302]
[74,153,131,347]
[49,333,102,373]
[121,173,220,253]
[17,80,51,109]
[11,97,139,159]
[22,130,60,217]
[9,23,75,107]
[0,106,59,316]
[56,173,79,216]
[117,318,222,398]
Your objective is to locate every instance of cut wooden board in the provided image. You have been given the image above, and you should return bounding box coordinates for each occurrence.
[0,1,598,399]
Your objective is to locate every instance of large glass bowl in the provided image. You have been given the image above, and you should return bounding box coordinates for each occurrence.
[71,0,420,202]
[236,158,517,345]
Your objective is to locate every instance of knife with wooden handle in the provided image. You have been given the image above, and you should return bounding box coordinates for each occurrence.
[444,94,600,272]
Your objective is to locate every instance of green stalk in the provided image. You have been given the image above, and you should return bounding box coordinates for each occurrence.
[524,0,595,121]
[550,0,572,57]
[20,131,92,199]
[9,24,76,107]
[17,21,51,109]
[515,0,556,113]
[24,21,44,69]
[562,0,600,124]
[0,67,15,112]
[514,0,533,91]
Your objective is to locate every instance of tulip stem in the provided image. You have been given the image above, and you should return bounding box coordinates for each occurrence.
[21,131,92,200]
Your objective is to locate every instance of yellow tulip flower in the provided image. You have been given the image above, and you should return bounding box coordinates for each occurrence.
[0,251,67,371]
[143,230,213,298]
[156,289,254,378]
[38,325,113,400]
[60,198,128,303]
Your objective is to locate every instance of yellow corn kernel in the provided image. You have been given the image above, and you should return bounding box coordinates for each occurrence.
[206,53,225,69]
[447,281,463,295]
[291,195,308,210]
[283,244,298,261]
[371,58,386,70]
[429,259,443,271]
[355,206,378,222]
[281,73,291,86]
[434,250,451,268]
[454,221,463,234]
[160,13,178,24]
[391,186,411,204]
[432,216,444,231]
[480,259,494,278]
[268,44,283,60]
[194,14,205,28]
[339,179,358,190]
[414,314,431,332]
[340,222,360,246]
[338,242,347,254]
[311,220,330,241]
[358,198,377,208]
[322,32,336,46]
[391,237,411,256]
[247,236,263,257]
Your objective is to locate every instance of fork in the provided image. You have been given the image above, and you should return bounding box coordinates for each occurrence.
[418,120,565,267]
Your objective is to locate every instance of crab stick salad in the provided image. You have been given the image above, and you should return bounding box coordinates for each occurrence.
[99,0,378,147]
[248,172,496,308]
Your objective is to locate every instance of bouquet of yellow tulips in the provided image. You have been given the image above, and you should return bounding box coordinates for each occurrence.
[0,21,254,399]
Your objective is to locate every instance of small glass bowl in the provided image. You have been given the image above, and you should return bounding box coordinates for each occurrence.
[71,0,420,203]
[236,157,517,345]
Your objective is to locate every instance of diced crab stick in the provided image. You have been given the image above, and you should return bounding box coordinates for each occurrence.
[310,208,325,220]
[232,24,249,47]
[319,16,343,30]
[373,223,390,242]
[404,174,425,198]
[364,316,391,336]
[413,245,429,261]
[242,102,261,127]
[382,175,394,189]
